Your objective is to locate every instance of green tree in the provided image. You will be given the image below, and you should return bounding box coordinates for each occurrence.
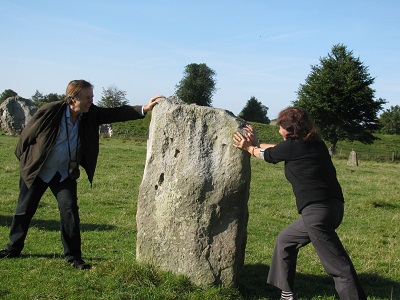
[379,105,400,135]
[0,89,18,103]
[31,92,64,107]
[294,44,386,153]
[1,89,64,107]
[175,63,217,106]
[238,96,270,124]
[43,93,64,103]
[31,90,45,104]
[97,85,128,108]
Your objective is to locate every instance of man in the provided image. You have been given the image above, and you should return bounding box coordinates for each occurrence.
[0,79,164,269]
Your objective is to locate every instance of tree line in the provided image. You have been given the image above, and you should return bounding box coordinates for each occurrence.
[1,44,399,150]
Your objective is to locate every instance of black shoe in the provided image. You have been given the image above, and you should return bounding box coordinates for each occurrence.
[69,258,91,270]
[0,249,21,258]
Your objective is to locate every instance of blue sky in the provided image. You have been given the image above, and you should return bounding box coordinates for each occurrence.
[1,0,399,118]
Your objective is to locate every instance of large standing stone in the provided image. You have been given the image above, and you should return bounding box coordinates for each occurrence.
[136,98,251,287]
[0,96,38,135]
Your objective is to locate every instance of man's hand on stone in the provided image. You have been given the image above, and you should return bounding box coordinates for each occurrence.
[143,95,165,113]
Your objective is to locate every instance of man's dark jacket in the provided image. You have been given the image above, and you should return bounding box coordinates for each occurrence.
[15,100,144,188]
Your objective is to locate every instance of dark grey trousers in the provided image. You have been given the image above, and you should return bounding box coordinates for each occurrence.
[6,173,81,261]
[267,199,367,300]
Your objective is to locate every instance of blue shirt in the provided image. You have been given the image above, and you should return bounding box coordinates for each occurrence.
[38,106,80,182]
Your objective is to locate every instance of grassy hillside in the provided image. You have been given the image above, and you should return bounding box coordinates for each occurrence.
[248,122,400,162]
[112,112,153,140]
[112,116,400,161]
[0,132,398,299]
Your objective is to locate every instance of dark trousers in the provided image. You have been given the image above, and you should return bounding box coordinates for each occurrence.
[6,173,82,261]
[267,199,367,300]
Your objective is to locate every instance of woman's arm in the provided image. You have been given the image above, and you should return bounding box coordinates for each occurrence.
[259,143,276,149]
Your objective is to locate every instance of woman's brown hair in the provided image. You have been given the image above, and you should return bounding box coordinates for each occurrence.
[276,106,321,141]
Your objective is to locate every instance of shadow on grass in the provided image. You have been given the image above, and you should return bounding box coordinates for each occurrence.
[0,214,116,232]
[17,253,109,263]
[238,264,280,299]
[239,264,399,299]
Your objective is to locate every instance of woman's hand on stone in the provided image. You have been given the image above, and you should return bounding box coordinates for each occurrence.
[244,124,259,146]
[233,132,251,151]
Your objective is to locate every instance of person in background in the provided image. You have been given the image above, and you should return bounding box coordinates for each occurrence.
[0,79,164,270]
[233,107,366,300]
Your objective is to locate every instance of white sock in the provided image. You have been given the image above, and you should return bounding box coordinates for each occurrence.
[281,291,294,299]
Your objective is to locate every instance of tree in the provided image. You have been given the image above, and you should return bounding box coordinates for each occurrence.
[97,85,128,108]
[379,105,400,135]
[175,63,217,106]
[294,44,386,153]
[31,91,64,107]
[33,91,64,103]
[43,93,64,103]
[31,90,45,103]
[0,89,18,103]
[238,96,270,124]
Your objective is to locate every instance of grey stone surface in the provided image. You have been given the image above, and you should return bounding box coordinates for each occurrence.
[136,98,251,287]
[99,123,113,137]
[347,150,358,166]
[0,96,38,135]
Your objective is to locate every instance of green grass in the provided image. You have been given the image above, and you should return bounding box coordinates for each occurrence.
[0,132,399,299]
[251,122,400,162]
[113,115,400,161]
[335,133,400,161]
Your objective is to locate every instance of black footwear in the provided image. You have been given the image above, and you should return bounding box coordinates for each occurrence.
[69,258,91,270]
[0,249,21,258]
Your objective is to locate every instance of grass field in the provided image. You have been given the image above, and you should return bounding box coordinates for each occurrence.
[0,131,399,299]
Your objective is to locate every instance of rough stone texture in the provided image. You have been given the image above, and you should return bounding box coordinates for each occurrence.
[347,150,358,166]
[99,123,113,137]
[0,96,38,135]
[136,98,251,287]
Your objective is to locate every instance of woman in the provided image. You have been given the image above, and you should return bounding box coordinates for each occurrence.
[233,107,366,300]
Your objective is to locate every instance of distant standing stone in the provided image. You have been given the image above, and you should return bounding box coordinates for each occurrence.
[136,98,251,287]
[0,96,38,135]
[347,150,358,166]
[99,123,113,137]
